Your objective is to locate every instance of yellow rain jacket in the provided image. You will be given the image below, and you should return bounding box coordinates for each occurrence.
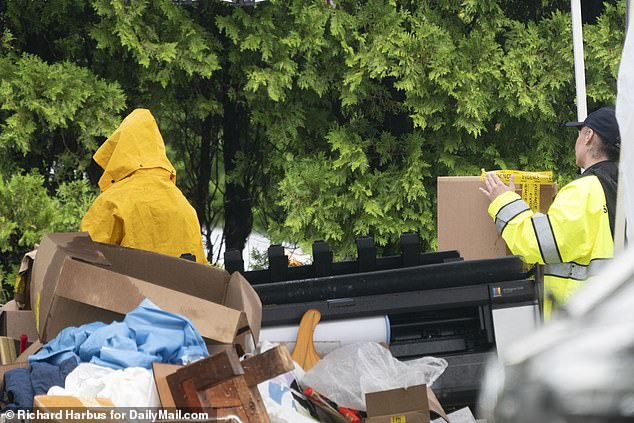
[80,109,207,264]
[487,161,618,318]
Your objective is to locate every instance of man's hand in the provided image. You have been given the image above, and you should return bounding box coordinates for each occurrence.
[479,173,515,202]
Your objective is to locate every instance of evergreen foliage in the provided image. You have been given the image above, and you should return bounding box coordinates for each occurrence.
[0,0,626,290]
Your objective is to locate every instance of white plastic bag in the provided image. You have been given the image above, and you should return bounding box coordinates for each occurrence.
[432,407,477,423]
[47,363,160,407]
[300,342,447,411]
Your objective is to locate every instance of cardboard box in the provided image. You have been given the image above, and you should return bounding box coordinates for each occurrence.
[0,337,17,364]
[365,385,448,423]
[30,232,261,344]
[0,300,38,341]
[152,362,182,408]
[34,395,115,423]
[16,249,37,309]
[437,176,556,260]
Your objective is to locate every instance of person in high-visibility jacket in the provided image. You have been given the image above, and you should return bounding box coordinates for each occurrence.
[80,108,207,264]
[480,107,620,318]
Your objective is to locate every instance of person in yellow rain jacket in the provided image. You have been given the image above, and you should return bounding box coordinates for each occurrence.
[80,109,207,264]
[480,107,620,318]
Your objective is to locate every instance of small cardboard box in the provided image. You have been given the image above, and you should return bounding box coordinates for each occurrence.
[33,395,115,423]
[0,300,38,341]
[365,385,448,423]
[437,176,556,260]
[30,232,261,344]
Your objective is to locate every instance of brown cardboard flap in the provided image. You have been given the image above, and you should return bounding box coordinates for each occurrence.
[44,233,110,266]
[33,395,116,423]
[18,249,37,274]
[152,362,182,408]
[226,272,262,343]
[427,387,449,422]
[94,241,229,301]
[34,394,114,408]
[52,258,243,344]
[44,297,123,342]
[205,343,235,357]
[31,233,110,338]
[366,385,429,417]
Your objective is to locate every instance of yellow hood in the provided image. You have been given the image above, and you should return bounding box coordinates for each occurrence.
[94,109,176,191]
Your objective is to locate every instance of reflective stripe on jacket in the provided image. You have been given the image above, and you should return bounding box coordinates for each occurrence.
[487,171,615,318]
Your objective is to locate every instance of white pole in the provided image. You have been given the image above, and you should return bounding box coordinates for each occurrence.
[615,0,634,252]
[571,0,588,121]
[615,177,626,252]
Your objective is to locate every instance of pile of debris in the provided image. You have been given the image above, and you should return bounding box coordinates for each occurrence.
[0,232,483,422]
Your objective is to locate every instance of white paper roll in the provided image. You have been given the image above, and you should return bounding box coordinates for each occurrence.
[258,315,390,356]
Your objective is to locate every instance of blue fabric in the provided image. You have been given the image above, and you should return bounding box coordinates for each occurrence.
[29,322,106,366]
[30,357,78,395]
[124,301,208,364]
[78,322,136,362]
[2,358,78,411]
[91,348,160,369]
[4,368,34,410]
[29,299,208,369]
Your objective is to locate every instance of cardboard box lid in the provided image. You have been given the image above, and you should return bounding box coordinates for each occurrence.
[31,232,261,344]
[48,257,247,344]
[366,385,429,417]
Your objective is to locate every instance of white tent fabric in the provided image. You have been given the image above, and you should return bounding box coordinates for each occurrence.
[616,5,634,245]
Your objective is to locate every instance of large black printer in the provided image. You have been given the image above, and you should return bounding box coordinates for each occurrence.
[224,232,541,410]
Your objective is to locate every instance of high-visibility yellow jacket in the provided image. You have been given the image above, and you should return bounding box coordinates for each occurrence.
[487,161,618,318]
[80,109,207,264]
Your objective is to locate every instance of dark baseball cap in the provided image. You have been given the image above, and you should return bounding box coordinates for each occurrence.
[566,107,621,149]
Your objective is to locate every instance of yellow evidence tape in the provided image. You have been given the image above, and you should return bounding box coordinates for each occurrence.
[480,169,554,212]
